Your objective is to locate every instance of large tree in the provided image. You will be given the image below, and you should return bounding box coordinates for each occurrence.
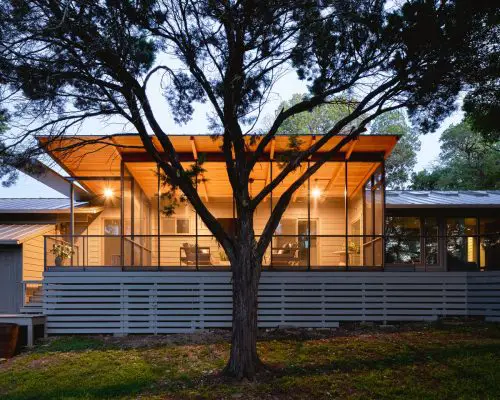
[411,121,500,190]
[0,0,498,379]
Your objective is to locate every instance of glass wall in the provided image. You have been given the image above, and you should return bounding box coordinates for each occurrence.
[385,216,421,264]
[446,217,478,270]
[480,218,500,269]
[46,158,386,270]
[385,215,499,271]
[360,165,384,269]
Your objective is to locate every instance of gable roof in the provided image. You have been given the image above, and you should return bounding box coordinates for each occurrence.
[386,190,500,208]
[0,224,54,244]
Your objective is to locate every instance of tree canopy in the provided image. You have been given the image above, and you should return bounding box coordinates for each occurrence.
[0,0,498,379]
[274,95,420,189]
[370,110,420,189]
[410,121,500,190]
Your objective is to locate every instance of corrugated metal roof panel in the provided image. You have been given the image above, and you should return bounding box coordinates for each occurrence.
[386,190,500,208]
[0,224,53,244]
[0,198,87,212]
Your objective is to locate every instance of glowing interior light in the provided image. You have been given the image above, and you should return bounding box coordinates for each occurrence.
[104,188,114,198]
[312,188,322,199]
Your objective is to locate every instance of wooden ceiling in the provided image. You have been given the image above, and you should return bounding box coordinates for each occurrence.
[38,134,396,200]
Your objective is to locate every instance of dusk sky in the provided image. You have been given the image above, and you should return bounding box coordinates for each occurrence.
[0,68,463,198]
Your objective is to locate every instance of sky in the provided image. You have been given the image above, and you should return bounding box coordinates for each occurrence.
[0,68,463,198]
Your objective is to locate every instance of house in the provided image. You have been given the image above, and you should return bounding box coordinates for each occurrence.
[385,191,500,272]
[0,198,102,315]
[0,133,498,335]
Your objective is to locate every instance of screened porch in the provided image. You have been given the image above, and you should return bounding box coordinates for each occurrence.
[40,134,396,270]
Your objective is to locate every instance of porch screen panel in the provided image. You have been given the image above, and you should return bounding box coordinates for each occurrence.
[311,162,345,269]
[122,169,133,266]
[197,162,233,268]
[271,161,308,269]
[252,161,270,267]
[363,177,373,266]
[347,187,363,268]
[159,202,197,268]
[373,166,384,267]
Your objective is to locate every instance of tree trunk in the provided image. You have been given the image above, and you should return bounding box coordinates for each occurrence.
[223,240,262,379]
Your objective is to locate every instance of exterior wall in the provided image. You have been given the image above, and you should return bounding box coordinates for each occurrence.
[85,207,120,266]
[0,245,22,313]
[43,271,500,335]
[22,230,54,280]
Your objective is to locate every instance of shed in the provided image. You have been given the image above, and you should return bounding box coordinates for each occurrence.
[0,224,54,313]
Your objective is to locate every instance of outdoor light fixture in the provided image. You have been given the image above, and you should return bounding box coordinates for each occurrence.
[312,188,322,199]
[104,188,114,199]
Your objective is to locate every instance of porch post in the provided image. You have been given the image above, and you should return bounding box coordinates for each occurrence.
[270,159,273,268]
[157,164,161,269]
[70,180,74,267]
[120,161,125,269]
[307,161,311,270]
[382,159,386,271]
[344,161,348,270]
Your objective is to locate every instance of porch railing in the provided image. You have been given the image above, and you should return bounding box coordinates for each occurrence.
[43,233,499,271]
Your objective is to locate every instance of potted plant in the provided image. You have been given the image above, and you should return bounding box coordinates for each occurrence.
[219,249,228,262]
[51,243,74,266]
[347,241,360,254]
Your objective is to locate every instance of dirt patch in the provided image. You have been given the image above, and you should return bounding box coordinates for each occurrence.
[36,318,489,350]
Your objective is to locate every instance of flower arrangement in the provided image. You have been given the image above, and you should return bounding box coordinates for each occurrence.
[347,241,360,254]
[51,243,74,266]
[219,249,228,262]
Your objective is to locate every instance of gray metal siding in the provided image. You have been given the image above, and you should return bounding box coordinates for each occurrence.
[0,245,22,313]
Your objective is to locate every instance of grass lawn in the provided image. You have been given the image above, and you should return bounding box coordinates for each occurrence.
[1,322,500,399]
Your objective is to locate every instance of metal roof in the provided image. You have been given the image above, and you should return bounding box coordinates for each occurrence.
[0,224,54,244]
[386,190,500,208]
[0,198,88,213]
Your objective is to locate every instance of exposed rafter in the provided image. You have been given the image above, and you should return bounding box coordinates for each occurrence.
[349,163,379,198]
[345,139,357,160]
[320,163,345,203]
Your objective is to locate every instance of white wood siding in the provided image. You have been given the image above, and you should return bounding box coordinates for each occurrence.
[22,230,54,280]
[42,271,500,335]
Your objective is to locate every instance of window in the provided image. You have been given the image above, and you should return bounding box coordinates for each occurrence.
[424,217,439,265]
[161,217,190,234]
[446,217,478,270]
[479,217,500,269]
[385,216,421,264]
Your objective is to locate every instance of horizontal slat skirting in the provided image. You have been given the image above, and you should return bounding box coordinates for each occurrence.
[42,271,500,335]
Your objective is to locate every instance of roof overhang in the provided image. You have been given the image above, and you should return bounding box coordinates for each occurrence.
[37,133,399,199]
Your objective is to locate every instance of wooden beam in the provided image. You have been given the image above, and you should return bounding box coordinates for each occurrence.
[270,138,276,160]
[349,163,379,199]
[120,151,385,163]
[345,139,357,160]
[190,136,198,160]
